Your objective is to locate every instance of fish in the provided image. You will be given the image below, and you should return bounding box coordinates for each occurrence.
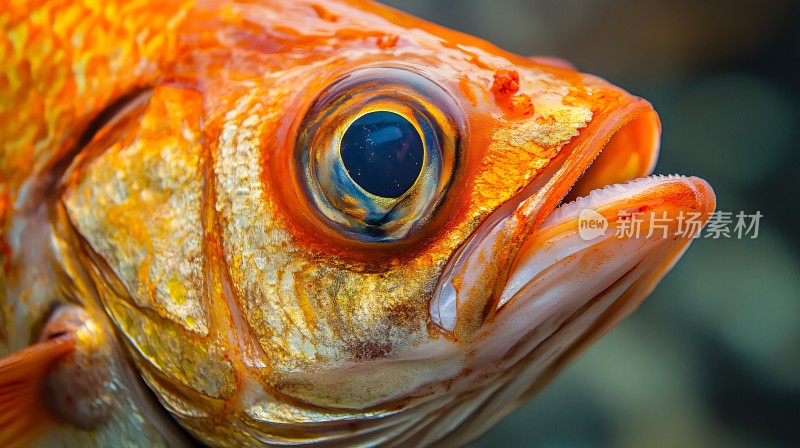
[0,0,716,446]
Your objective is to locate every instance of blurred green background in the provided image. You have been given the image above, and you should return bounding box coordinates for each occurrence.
[379,1,800,447]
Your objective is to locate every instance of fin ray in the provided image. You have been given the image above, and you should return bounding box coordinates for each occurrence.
[0,336,74,448]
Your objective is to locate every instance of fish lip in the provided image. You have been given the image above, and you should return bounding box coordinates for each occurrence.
[422,175,714,415]
[467,174,715,386]
[498,174,717,310]
[430,97,663,334]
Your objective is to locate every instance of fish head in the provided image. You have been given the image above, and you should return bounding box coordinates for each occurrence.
[58,0,715,444]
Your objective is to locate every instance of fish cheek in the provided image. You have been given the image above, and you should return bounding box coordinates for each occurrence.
[62,85,237,401]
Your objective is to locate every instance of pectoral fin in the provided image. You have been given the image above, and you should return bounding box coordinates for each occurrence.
[0,335,74,448]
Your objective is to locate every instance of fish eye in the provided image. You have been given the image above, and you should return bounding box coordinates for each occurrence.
[295,67,466,243]
[340,111,424,199]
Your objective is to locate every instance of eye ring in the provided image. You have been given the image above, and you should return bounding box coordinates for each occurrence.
[295,67,466,243]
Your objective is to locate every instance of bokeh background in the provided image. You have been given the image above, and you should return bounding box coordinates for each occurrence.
[378,1,800,447]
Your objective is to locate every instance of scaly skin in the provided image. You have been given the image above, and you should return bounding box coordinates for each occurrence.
[1,1,713,446]
[2,1,194,445]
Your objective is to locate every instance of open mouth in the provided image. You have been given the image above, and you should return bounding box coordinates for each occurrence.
[430,98,716,343]
[559,103,661,206]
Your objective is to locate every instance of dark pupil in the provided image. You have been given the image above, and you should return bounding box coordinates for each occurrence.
[340,111,424,198]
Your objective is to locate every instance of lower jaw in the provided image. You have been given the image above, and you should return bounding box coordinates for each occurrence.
[499,173,716,332]
[464,174,715,403]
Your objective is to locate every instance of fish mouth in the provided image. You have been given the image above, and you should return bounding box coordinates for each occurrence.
[430,96,716,354]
